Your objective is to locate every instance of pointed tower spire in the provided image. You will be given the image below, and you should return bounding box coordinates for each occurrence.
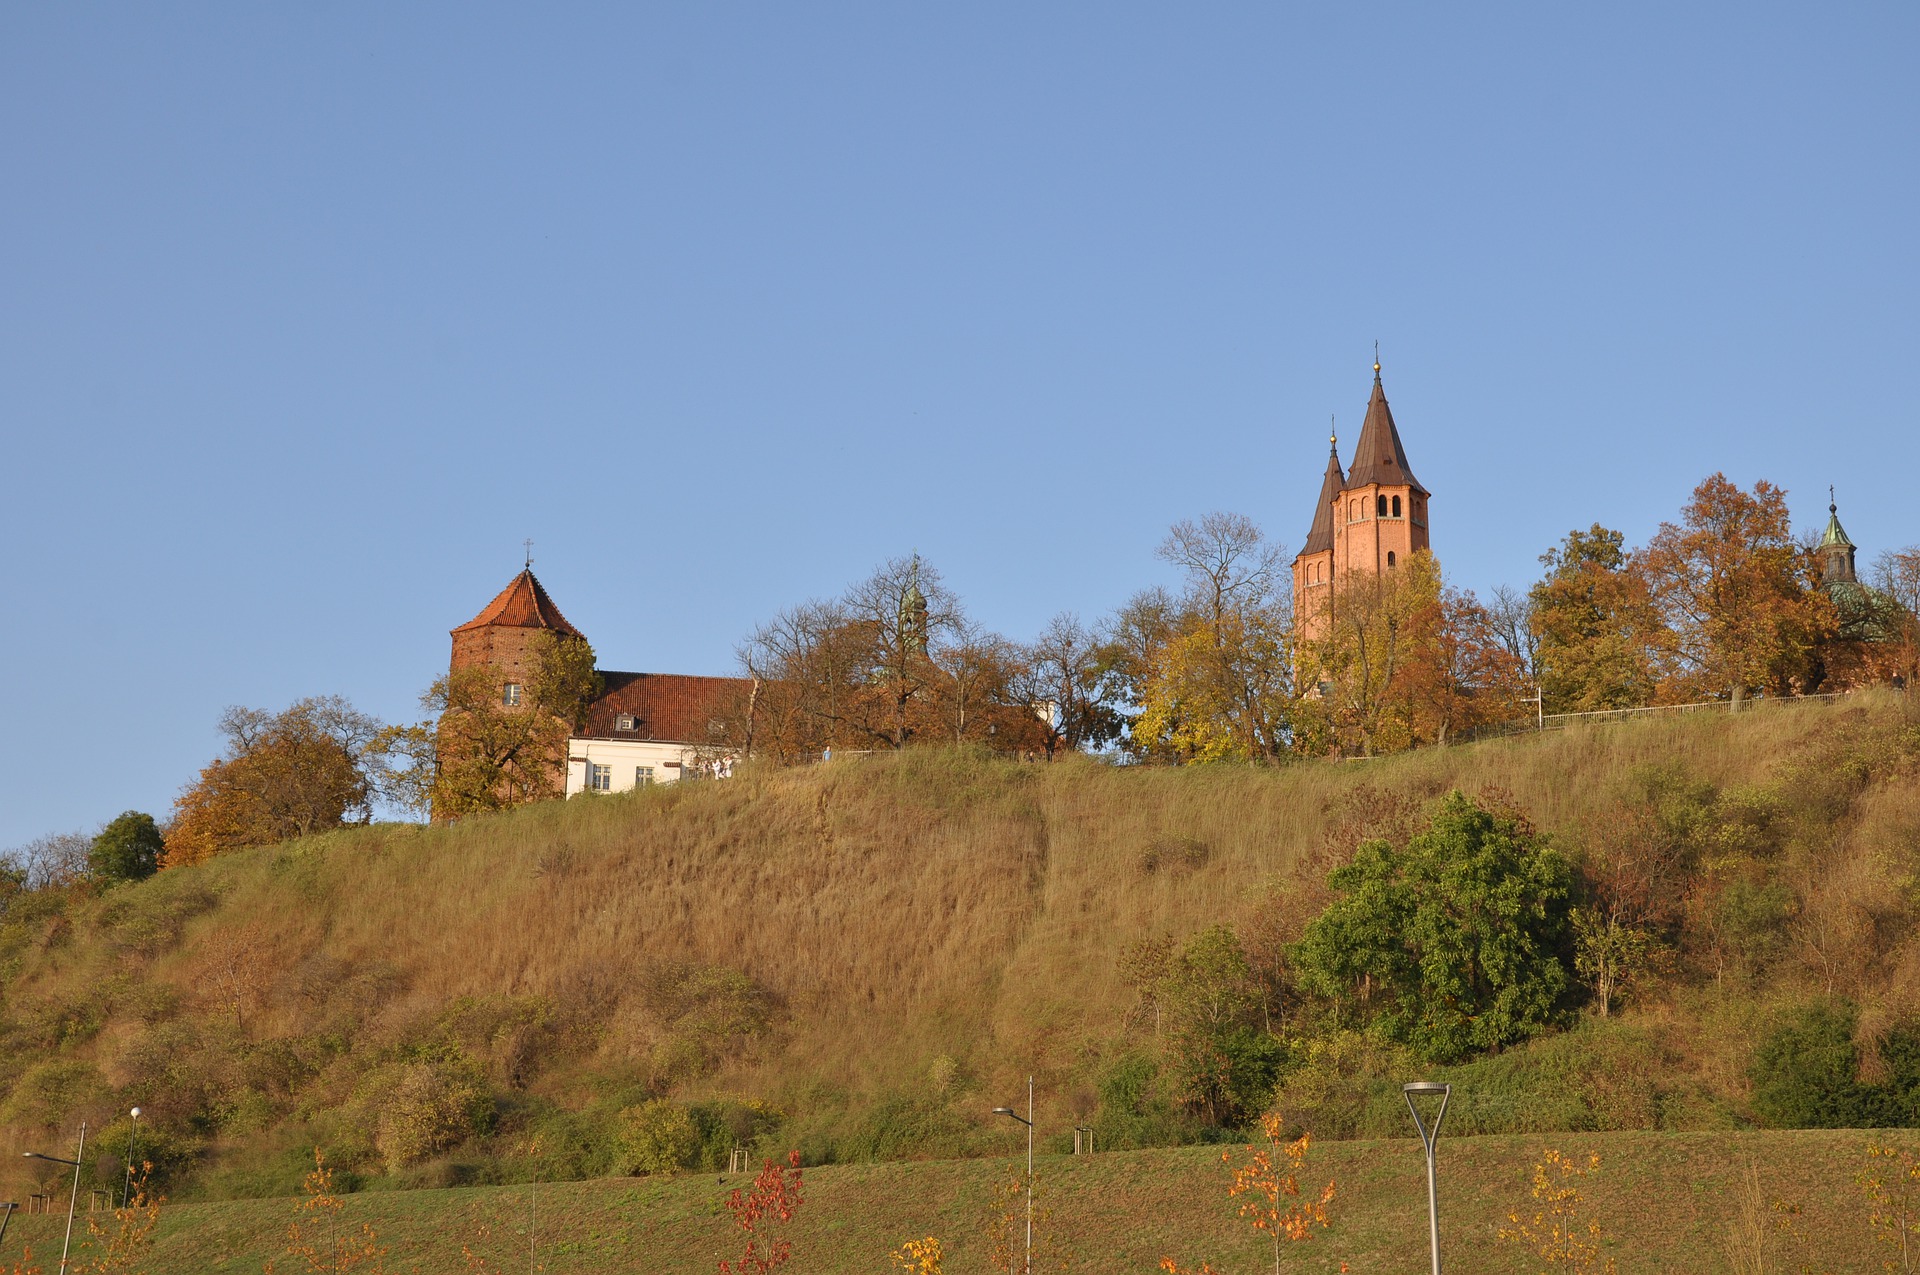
[1300,420,1347,556]
[1344,362,1428,495]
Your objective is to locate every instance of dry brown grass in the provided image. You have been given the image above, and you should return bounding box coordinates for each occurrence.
[2,691,1914,1199]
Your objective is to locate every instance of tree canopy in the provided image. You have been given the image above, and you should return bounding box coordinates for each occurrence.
[88,810,164,884]
[1291,791,1576,1063]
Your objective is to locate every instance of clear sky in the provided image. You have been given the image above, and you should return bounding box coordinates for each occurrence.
[3,4,1914,848]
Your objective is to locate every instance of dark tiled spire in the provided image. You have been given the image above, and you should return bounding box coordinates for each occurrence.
[1300,427,1347,557]
[1343,363,1428,497]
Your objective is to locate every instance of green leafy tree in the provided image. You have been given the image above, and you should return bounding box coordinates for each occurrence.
[88,811,163,884]
[1292,792,1576,1063]
[1158,925,1284,1125]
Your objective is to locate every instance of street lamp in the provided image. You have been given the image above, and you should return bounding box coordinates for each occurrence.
[990,1075,1034,1275]
[23,1120,88,1275]
[1403,1082,1451,1275]
[122,1108,142,1208]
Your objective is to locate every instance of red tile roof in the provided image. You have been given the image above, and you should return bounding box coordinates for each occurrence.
[582,671,746,744]
[451,570,585,638]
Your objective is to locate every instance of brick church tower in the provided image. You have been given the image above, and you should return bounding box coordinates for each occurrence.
[1292,362,1431,642]
[450,568,587,698]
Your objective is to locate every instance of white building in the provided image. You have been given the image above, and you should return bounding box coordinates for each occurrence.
[562,670,742,795]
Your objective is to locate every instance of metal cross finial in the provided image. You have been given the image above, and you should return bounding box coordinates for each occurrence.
[1830,485,1837,515]
[1374,339,1381,374]
[523,538,534,570]
[1330,413,1338,448]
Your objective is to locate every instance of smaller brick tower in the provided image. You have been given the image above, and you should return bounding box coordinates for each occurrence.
[1291,361,1432,643]
[1292,430,1347,633]
[450,569,588,694]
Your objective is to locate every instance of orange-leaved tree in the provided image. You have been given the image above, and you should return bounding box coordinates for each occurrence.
[1226,1119,1334,1275]
[719,1151,804,1275]
[1498,1149,1616,1274]
[265,1149,387,1275]
[1162,1116,1335,1275]
[1858,1140,1920,1273]
[73,1166,162,1274]
[166,697,383,865]
[1640,474,1834,704]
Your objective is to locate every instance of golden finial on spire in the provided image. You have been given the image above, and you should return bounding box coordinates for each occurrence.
[1373,340,1381,375]
[1330,414,1338,448]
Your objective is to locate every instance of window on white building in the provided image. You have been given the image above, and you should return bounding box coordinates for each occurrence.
[502,682,522,707]
[635,766,654,787]
[588,763,611,791]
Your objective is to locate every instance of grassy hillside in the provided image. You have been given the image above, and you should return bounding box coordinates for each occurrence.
[0,1130,1897,1273]
[0,691,1916,1212]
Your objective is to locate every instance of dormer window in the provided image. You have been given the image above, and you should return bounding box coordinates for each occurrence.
[616,713,637,732]
[502,682,522,707]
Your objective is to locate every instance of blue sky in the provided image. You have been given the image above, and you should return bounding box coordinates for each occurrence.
[2,4,1914,847]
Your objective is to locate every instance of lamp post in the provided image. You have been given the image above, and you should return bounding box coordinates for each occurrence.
[990,1075,1034,1275]
[24,1120,87,1275]
[1403,1083,1450,1275]
[122,1107,142,1208]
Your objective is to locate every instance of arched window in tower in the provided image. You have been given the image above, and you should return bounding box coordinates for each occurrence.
[1387,551,1397,568]
[1392,495,1402,517]
[1376,494,1388,517]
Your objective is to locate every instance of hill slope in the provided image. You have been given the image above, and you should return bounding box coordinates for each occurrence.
[0,692,1916,1204]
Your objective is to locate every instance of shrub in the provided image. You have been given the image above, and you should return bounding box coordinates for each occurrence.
[1758,998,1889,1129]
[615,1098,701,1175]
[373,1053,494,1172]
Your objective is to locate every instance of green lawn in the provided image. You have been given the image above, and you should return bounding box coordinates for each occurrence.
[0,1129,1895,1273]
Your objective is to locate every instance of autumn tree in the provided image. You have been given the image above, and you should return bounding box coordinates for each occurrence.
[1498,1150,1618,1274]
[1488,583,1542,688]
[167,697,384,866]
[1297,550,1440,755]
[1640,476,1834,704]
[1128,513,1299,761]
[1225,1121,1335,1275]
[420,630,602,818]
[1859,1140,1920,1272]
[271,1150,388,1274]
[1010,612,1124,759]
[732,556,995,758]
[1870,548,1920,687]
[1529,525,1670,712]
[719,1151,804,1275]
[930,620,1042,749]
[1398,579,1529,743]
[1570,801,1686,1017]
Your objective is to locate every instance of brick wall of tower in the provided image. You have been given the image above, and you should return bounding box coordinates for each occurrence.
[1333,485,1429,577]
[1293,549,1336,643]
[450,626,547,687]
